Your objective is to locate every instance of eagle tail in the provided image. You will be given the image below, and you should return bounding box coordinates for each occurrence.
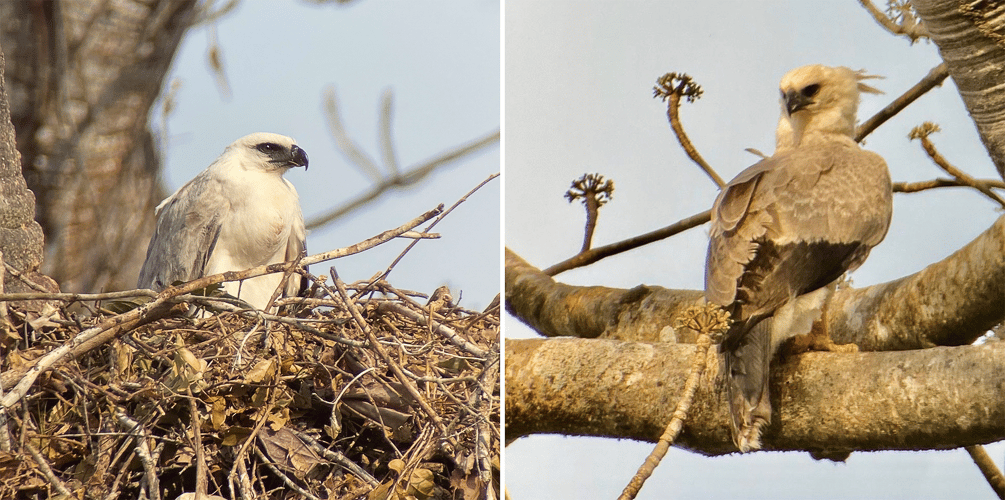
[724,318,773,452]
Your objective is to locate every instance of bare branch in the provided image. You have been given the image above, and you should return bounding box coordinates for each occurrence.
[893,177,1005,193]
[306,129,499,230]
[856,63,949,142]
[910,122,1005,208]
[653,73,725,188]
[379,89,401,175]
[565,173,615,252]
[505,337,1005,454]
[965,445,1005,499]
[542,209,711,276]
[323,85,382,182]
[858,0,929,43]
[376,173,499,284]
[619,306,726,499]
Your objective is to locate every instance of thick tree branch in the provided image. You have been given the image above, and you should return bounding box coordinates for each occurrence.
[913,0,1005,180]
[506,248,703,341]
[505,337,1005,455]
[507,214,1005,350]
[828,213,1005,349]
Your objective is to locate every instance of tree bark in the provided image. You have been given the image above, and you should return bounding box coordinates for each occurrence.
[506,213,1005,351]
[505,211,1005,453]
[505,337,1005,456]
[913,0,1005,180]
[0,46,55,297]
[0,0,198,293]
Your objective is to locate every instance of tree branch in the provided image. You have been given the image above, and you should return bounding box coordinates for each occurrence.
[505,337,1005,455]
[508,213,1005,350]
[856,63,948,142]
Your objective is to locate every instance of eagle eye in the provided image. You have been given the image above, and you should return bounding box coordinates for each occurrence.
[256,143,283,154]
[801,84,820,98]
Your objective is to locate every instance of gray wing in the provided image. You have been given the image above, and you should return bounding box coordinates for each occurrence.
[704,140,892,315]
[137,171,228,291]
[283,209,308,297]
[705,140,892,452]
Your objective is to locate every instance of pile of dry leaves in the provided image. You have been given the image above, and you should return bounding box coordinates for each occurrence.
[0,275,500,500]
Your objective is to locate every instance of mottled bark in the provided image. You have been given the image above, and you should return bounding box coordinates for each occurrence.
[505,212,1005,453]
[828,213,1005,349]
[0,47,55,296]
[505,248,702,342]
[505,337,1005,456]
[506,214,1005,350]
[0,0,198,293]
[913,0,1005,180]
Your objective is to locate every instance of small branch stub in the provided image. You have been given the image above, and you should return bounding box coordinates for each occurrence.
[566,173,615,253]
[653,72,725,188]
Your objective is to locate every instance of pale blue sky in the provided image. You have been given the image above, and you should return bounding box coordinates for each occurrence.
[505,1,1003,498]
[152,0,500,311]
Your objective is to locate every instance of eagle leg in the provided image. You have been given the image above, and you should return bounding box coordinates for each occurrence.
[781,290,859,358]
[724,320,773,452]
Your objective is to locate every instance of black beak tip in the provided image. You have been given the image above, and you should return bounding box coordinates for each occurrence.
[292,145,309,171]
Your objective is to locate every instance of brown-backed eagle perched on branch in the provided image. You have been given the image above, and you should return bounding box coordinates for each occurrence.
[704,65,893,452]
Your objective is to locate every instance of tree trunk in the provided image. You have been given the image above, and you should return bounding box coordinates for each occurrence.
[913,0,1005,180]
[0,47,54,296]
[0,0,198,293]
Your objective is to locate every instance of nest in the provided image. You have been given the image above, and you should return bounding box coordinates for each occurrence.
[0,276,500,500]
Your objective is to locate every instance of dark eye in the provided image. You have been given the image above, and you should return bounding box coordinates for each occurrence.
[256,143,282,154]
[801,84,820,98]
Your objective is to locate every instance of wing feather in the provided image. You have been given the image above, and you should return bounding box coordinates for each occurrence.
[137,172,229,291]
[705,141,891,310]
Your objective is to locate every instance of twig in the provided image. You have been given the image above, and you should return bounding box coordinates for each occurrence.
[543,209,711,276]
[376,301,488,358]
[307,120,499,230]
[304,205,443,267]
[565,173,615,252]
[377,172,499,284]
[380,89,401,176]
[0,289,158,303]
[857,63,948,142]
[965,445,1005,499]
[331,269,447,435]
[910,122,1005,208]
[653,72,725,188]
[3,262,52,292]
[227,381,275,495]
[116,410,161,500]
[323,85,382,182]
[253,444,322,500]
[186,388,209,499]
[618,305,727,499]
[894,178,1005,194]
[291,429,379,487]
[26,441,73,497]
[858,0,929,43]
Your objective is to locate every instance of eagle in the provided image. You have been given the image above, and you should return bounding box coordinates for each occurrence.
[137,132,309,310]
[704,65,893,452]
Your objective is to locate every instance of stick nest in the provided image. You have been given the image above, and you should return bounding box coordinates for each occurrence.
[0,279,500,500]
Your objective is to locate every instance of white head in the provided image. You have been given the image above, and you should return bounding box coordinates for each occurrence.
[221,132,309,173]
[775,65,881,150]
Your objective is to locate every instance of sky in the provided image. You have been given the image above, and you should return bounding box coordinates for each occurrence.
[150,0,500,311]
[505,1,1004,499]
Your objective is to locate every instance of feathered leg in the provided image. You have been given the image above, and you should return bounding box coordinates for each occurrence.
[723,319,773,452]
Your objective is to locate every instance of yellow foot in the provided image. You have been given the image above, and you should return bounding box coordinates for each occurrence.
[783,322,858,358]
